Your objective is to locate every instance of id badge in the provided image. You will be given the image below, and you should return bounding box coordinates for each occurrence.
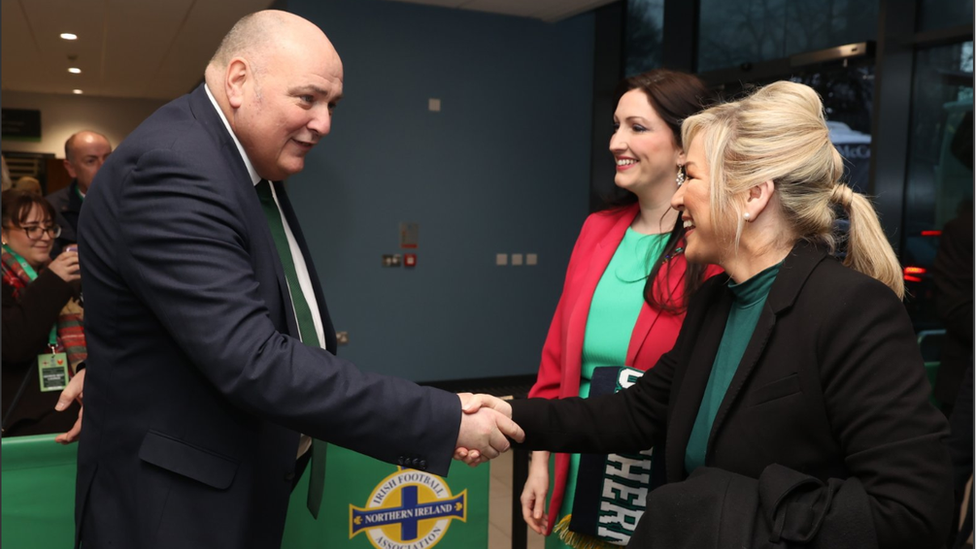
[38,352,69,392]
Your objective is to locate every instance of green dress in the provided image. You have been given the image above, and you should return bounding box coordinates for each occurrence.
[546,229,668,549]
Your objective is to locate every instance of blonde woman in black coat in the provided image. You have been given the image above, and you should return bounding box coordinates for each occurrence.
[458,81,952,548]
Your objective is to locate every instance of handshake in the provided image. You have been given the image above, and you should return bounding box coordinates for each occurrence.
[453,393,521,467]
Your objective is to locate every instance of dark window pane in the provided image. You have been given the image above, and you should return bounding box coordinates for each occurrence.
[697,0,878,72]
[918,0,975,32]
[625,0,664,76]
[903,41,973,329]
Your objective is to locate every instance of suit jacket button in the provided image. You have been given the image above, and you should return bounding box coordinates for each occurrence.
[418,459,427,470]
[397,456,406,466]
[285,472,295,481]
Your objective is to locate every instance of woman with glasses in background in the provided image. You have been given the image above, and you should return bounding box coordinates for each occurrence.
[2,190,85,438]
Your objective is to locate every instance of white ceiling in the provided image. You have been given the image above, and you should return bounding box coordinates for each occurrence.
[1,0,614,101]
[382,0,615,22]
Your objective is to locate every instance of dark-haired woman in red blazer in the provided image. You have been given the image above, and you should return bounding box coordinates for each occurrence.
[523,69,720,549]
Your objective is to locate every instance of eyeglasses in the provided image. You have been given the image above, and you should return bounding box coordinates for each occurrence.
[9,224,62,240]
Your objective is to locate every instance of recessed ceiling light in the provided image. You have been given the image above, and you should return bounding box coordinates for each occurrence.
[72,89,83,94]
[68,67,82,74]
[60,33,78,40]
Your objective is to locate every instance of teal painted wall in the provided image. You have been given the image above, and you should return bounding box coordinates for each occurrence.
[287,0,595,382]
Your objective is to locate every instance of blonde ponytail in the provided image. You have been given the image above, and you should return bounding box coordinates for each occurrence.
[834,187,905,298]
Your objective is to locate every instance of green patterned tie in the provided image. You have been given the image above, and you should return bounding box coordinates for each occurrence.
[255,180,327,519]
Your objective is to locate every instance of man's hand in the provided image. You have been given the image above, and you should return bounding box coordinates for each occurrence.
[54,369,84,444]
[454,393,519,466]
[454,393,522,466]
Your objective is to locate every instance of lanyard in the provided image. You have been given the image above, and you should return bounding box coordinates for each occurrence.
[3,244,58,348]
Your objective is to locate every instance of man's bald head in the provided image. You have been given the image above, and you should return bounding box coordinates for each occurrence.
[64,130,112,193]
[204,10,343,181]
[207,10,334,77]
[65,130,110,162]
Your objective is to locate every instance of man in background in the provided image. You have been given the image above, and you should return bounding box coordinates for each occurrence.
[45,130,112,256]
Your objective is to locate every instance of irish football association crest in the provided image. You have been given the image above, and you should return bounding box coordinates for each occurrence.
[350,467,467,549]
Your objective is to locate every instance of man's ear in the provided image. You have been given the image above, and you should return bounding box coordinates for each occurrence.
[744,180,775,221]
[63,159,77,179]
[225,58,250,109]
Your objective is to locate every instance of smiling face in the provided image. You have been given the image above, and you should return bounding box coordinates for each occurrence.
[609,89,683,198]
[230,30,343,182]
[2,204,55,268]
[671,133,728,266]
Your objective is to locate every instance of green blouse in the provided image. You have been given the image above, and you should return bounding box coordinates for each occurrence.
[684,261,782,474]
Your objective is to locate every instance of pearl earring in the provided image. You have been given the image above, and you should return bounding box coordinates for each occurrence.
[743,212,751,220]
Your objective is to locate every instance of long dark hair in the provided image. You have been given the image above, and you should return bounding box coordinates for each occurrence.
[603,69,713,314]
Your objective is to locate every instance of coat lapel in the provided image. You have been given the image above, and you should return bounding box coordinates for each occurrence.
[625,251,687,364]
[708,243,827,445]
[666,286,731,482]
[668,243,829,477]
[561,208,636,397]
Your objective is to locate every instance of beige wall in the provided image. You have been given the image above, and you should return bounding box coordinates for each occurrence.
[1,90,169,157]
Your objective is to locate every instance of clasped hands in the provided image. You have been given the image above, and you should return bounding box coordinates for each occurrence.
[454,393,520,467]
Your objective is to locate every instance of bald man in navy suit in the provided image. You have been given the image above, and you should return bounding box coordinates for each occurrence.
[67,10,521,548]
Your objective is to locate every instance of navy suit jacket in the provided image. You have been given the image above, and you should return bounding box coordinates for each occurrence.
[75,85,461,548]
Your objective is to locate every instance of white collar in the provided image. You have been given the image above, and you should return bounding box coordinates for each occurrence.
[204,83,261,186]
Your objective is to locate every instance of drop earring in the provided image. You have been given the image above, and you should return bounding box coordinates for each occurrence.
[675,166,685,186]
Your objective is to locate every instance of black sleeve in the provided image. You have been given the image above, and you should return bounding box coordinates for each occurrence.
[510,308,683,454]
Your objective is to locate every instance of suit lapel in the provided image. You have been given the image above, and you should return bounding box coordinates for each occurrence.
[186,85,301,341]
[272,182,337,354]
[251,185,300,341]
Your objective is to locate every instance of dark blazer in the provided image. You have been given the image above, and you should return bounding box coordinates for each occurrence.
[512,242,953,548]
[75,85,461,548]
[45,180,84,257]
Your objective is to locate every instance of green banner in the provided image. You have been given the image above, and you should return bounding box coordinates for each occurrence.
[1,434,78,549]
[2,436,490,549]
[284,445,489,549]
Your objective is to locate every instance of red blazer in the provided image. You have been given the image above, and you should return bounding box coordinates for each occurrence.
[528,203,720,532]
